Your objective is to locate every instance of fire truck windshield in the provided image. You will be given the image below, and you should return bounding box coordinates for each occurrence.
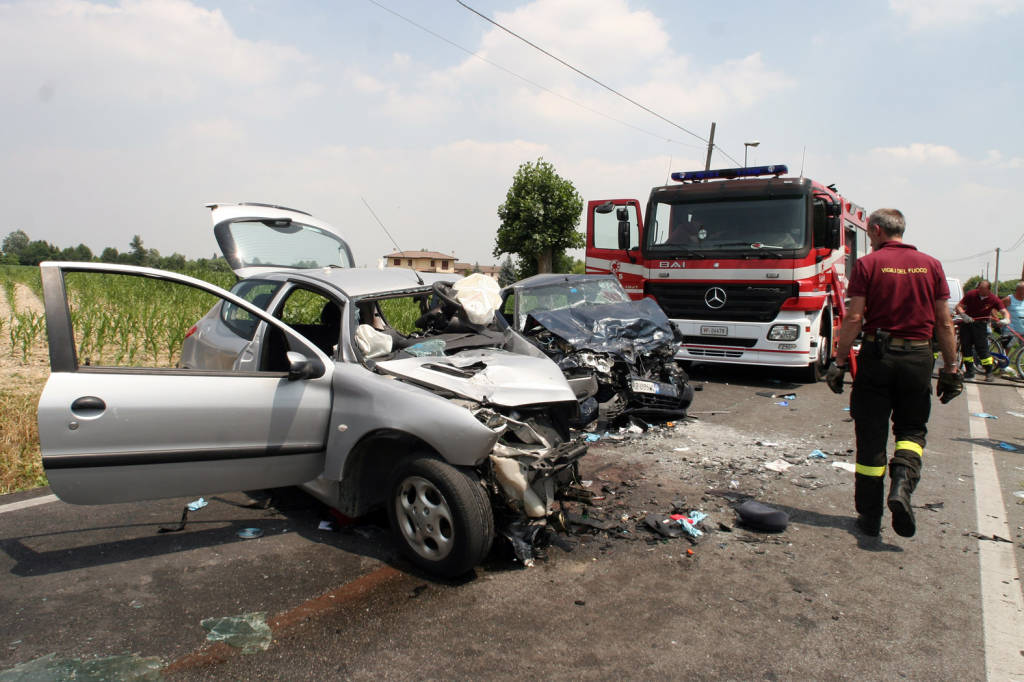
[646,196,808,257]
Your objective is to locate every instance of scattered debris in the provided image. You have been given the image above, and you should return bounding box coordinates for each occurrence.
[0,653,162,681]
[317,520,334,531]
[775,401,789,407]
[972,412,998,419]
[1013,491,1024,499]
[1007,411,1024,418]
[808,449,828,459]
[236,528,263,539]
[159,496,210,533]
[735,500,789,532]
[200,612,273,653]
[764,459,794,473]
[916,501,945,512]
[585,433,602,442]
[963,531,1013,543]
[998,442,1019,452]
[832,461,856,473]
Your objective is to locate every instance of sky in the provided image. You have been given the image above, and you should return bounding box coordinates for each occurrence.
[1,0,1022,281]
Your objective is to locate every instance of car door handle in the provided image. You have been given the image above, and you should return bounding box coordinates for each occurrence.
[70,396,106,416]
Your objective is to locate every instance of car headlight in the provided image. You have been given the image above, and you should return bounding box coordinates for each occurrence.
[768,324,800,341]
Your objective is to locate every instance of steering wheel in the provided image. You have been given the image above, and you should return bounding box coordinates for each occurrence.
[431,281,462,310]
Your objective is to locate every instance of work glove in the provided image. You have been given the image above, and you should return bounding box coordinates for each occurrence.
[958,313,974,323]
[936,370,964,404]
[825,363,846,394]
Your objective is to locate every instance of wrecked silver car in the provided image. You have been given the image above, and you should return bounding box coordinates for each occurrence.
[36,205,587,577]
[499,274,694,424]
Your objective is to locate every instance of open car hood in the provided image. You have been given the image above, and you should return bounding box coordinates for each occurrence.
[375,349,576,407]
[207,203,355,278]
[526,298,679,356]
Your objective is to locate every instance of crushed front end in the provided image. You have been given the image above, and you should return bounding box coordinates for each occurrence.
[470,401,588,566]
[524,297,695,423]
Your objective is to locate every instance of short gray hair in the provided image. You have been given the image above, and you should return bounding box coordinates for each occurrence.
[868,208,905,237]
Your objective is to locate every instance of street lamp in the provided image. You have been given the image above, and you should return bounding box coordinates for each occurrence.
[744,140,760,167]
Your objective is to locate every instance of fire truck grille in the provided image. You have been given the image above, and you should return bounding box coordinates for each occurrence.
[645,282,798,322]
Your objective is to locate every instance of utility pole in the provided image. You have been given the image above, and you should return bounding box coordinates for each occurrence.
[994,247,1001,295]
[704,122,716,171]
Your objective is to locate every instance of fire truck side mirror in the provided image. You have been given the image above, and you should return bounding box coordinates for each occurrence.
[617,220,631,250]
[595,202,615,214]
[829,217,842,250]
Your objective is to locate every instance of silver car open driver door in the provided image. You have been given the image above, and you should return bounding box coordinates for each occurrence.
[36,262,334,504]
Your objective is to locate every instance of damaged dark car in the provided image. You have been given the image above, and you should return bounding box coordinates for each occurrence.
[499,274,695,425]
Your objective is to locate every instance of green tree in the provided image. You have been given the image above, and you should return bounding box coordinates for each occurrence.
[20,240,58,265]
[494,158,584,276]
[99,247,119,263]
[498,255,517,287]
[129,234,146,265]
[2,229,29,260]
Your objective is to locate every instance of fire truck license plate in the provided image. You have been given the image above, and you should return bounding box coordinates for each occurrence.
[700,325,729,336]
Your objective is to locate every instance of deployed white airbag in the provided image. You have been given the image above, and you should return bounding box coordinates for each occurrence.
[354,324,393,358]
[453,273,502,325]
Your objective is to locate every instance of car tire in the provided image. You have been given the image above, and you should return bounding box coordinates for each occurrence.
[387,455,494,577]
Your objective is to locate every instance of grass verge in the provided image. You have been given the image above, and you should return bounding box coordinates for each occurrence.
[0,388,46,494]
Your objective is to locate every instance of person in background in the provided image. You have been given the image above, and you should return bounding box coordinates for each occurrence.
[955,280,1009,381]
[1002,281,1024,337]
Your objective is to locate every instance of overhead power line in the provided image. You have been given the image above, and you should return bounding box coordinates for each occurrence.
[364,0,703,150]
[454,0,742,166]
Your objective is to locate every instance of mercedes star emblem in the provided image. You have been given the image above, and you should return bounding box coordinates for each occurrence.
[704,286,727,309]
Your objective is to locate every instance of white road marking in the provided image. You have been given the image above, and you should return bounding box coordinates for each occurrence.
[966,382,1024,681]
[0,494,57,514]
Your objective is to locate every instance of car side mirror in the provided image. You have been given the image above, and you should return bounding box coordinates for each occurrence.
[595,202,615,214]
[286,351,318,381]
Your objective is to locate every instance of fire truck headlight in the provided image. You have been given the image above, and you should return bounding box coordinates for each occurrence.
[768,324,800,341]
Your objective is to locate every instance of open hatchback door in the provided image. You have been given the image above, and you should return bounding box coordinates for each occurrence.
[208,202,355,278]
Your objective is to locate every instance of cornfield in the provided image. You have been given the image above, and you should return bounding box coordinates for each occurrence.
[0,264,234,493]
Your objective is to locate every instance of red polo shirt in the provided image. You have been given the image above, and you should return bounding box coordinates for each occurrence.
[847,241,949,340]
[959,288,1005,319]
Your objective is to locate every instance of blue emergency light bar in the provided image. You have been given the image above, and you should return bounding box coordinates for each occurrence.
[671,164,789,182]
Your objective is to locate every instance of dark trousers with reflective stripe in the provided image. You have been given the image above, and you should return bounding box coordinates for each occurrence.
[849,344,933,518]
[962,320,994,368]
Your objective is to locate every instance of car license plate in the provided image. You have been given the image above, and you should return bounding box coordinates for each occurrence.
[700,325,728,337]
[630,379,678,397]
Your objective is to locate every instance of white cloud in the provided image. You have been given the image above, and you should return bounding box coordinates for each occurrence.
[983,149,1024,169]
[352,0,793,133]
[867,143,963,166]
[889,0,1023,29]
[0,0,311,104]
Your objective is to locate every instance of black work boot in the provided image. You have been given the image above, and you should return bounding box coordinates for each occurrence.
[984,366,995,382]
[888,465,916,537]
[856,514,881,537]
[854,473,884,537]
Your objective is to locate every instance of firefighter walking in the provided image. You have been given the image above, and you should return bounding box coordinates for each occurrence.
[955,279,1009,381]
[827,209,962,538]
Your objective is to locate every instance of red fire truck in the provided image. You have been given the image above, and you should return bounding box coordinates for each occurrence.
[585,164,868,380]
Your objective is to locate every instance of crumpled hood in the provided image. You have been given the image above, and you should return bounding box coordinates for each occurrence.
[526,298,679,356]
[375,349,577,407]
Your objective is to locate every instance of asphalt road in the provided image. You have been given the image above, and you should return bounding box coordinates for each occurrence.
[2,366,1023,680]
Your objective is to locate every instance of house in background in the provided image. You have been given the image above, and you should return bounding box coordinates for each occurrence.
[384,250,455,273]
[454,262,501,281]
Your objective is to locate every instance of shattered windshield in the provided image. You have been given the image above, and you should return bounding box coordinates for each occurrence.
[647,196,808,256]
[517,279,631,320]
